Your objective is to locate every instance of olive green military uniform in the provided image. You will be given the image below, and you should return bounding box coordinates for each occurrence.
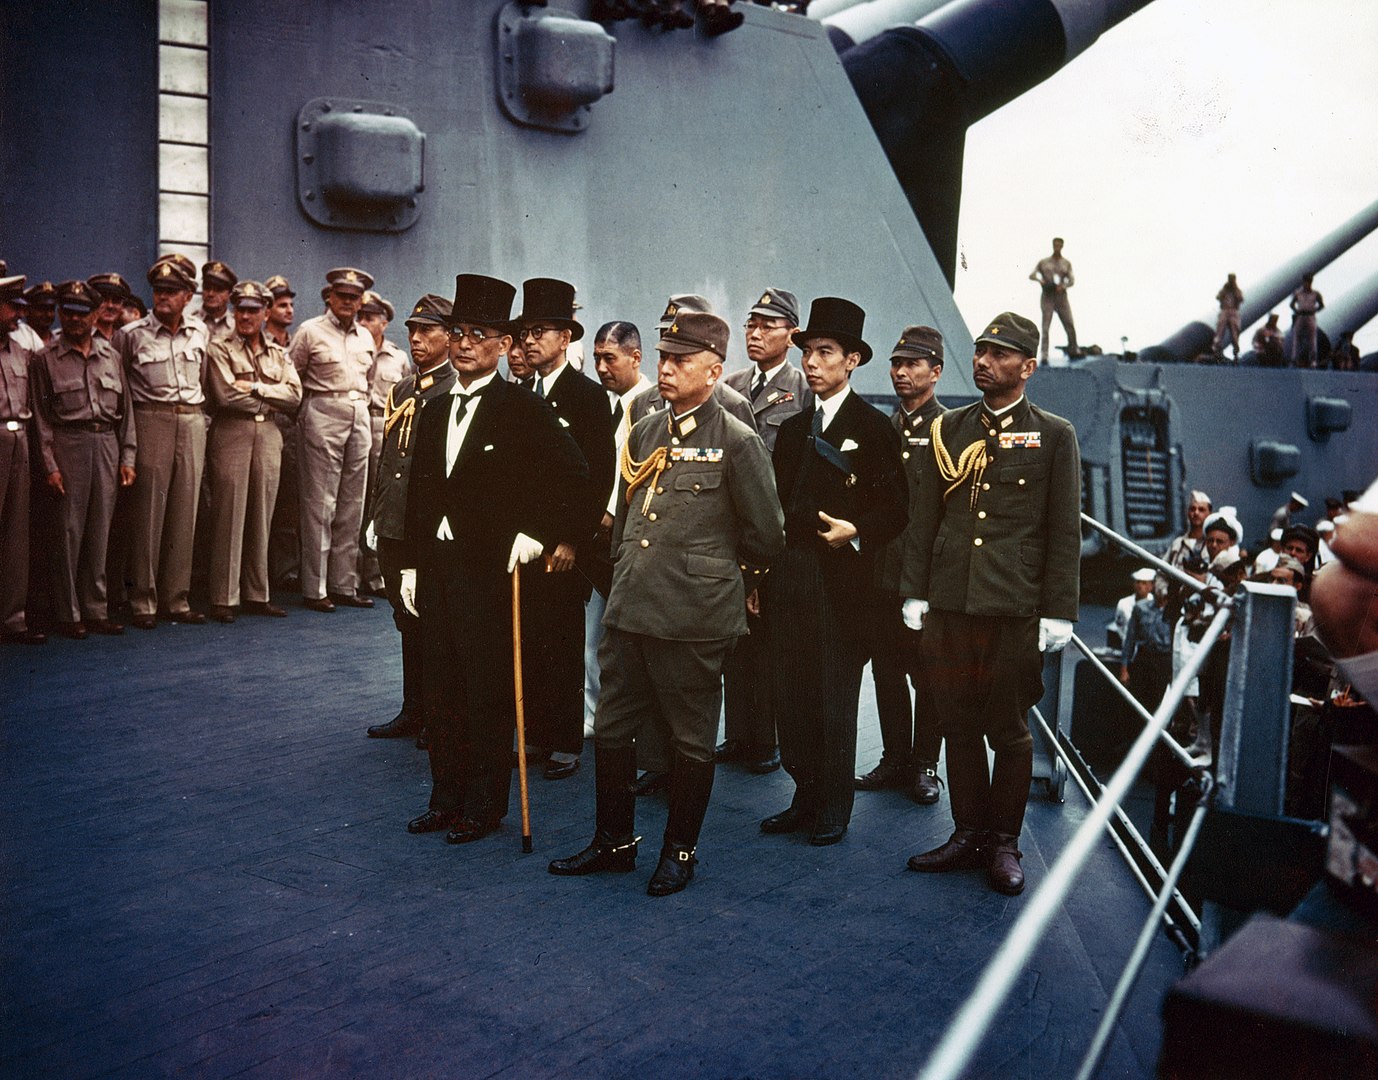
[0,318,35,635]
[905,394,1081,840]
[205,327,302,608]
[362,337,411,592]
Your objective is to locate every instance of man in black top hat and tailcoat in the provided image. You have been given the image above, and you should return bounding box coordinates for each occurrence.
[511,278,615,780]
[760,297,908,846]
[398,274,588,845]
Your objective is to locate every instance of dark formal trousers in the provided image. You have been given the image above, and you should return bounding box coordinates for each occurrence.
[919,610,1040,837]
[520,565,587,756]
[419,559,515,822]
[722,610,776,749]
[871,592,941,768]
[771,544,870,829]
[380,537,423,720]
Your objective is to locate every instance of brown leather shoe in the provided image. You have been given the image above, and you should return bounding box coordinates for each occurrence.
[58,621,89,640]
[166,609,207,625]
[208,605,236,624]
[130,614,157,631]
[906,828,987,873]
[330,593,374,609]
[0,627,47,644]
[303,596,336,613]
[243,601,287,617]
[987,835,1025,895]
[912,764,943,805]
[86,618,125,636]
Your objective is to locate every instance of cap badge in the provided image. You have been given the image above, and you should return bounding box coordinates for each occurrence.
[989,326,1001,335]
[759,293,771,306]
[343,271,359,284]
[669,322,679,334]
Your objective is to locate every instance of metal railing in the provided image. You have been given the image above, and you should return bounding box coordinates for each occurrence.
[916,513,1298,1080]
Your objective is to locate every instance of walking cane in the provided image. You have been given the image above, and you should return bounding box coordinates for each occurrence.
[511,567,534,853]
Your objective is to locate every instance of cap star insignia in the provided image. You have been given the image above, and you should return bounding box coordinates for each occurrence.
[989,326,1001,335]
[670,322,679,334]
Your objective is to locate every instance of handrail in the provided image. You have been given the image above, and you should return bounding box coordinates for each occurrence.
[916,603,1233,1080]
[1080,512,1219,599]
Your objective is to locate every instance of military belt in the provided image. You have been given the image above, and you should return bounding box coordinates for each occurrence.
[134,402,203,415]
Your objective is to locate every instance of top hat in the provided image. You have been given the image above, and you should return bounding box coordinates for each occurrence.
[516,277,583,342]
[448,274,516,331]
[792,296,872,364]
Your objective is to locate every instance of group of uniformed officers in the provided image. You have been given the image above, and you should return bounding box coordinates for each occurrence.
[0,260,1082,900]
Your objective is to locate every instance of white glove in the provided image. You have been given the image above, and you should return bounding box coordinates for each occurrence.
[902,598,929,631]
[1038,617,1073,653]
[364,519,378,552]
[399,568,418,618]
[507,532,544,573]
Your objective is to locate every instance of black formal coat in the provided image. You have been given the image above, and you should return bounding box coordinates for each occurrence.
[402,376,589,699]
[535,362,616,601]
[772,388,909,615]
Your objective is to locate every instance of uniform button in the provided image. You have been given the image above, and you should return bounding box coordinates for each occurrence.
[655,486,665,495]
[648,512,657,521]
[671,437,680,446]
[973,537,983,546]
[989,428,997,437]
[1018,478,1026,486]
[982,483,990,491]
[902,451,910,460]
[978,511,986,519]
[639,539,650,549]
[394,472,402,479]
[692,483,701,492]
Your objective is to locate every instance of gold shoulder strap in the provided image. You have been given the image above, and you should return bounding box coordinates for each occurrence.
[930,412,989,510]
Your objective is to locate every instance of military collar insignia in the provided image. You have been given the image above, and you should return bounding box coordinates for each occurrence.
[676,413,697,438]
[1001,415,1014,429]
[419,374,434,390]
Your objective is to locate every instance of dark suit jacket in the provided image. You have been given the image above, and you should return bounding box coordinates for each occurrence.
[368,362,456,542]
[773,389,909,568]
[902,395,1081,621]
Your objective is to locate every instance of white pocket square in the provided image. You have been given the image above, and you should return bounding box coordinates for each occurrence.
[558,417,571,428]
[839,438,859,452]
[483,444,494,451]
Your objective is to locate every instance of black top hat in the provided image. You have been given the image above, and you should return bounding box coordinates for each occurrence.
[792,296,872,364]
[516,277,583,342]
[448,274,516,331]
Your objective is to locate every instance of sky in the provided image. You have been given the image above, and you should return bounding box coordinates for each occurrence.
[954,0,1378,357]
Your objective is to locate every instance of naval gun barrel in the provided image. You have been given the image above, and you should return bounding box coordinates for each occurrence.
[819,0,949,51]
[839,0,1153,284]
[1149,196,1378,361]
[1317,266,1378,355]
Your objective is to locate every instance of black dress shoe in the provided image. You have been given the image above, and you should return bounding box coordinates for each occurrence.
[1,627,47,645]
[630,770,670,797]
[646,843,697,896]
[415,728,430,751]
[86,619,124,636]
[367,711,421,738]
[446,815,500,844]
[854,758,912,791]
[809,822,848,846]
[208,605,236,624]
[987,835,1025,895]
[243,601,287,617]
[714,738,746,763]
[761,803,813,835]
[548,835,639,875]
[746,746,781,774]
[130,614,157,631]
[166,609,207,625]
[907,829,987,873]
[58,621,89,640]
[330,593,374,609]
[543,757,580,781]
[407,808,460,834]
[912,765,943,805]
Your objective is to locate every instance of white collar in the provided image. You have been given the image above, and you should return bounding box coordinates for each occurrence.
[985,394,1025,419]
[816,383,852,426]
[617,373,653,410]
[754,357,788,383]
[537,359,568,396]
[452,370,498,396]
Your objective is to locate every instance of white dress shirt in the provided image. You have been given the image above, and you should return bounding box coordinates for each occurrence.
[437,371,499,539]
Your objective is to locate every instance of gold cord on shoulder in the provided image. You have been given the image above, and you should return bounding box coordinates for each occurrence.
[930,412,988,510]
[384,389,418,454]
[621,439,670,517]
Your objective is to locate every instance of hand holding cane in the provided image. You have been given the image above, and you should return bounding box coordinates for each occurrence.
[511,566,533,853]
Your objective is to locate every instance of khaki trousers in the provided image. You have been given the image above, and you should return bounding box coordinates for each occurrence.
[297,395,371,600]
[50,428,119,622]
[129,405,207,616]
[0,425,30,631]
[207,415,284,606]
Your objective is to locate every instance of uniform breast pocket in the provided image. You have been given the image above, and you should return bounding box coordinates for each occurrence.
[259,353,285,382]
[96,372,123,412]
[51,371,87,412]
[673,469,722,497]
[230,355,255,379]
[135,350,174,388]
[175,345,205,383]
[3,358,28,404]
[997,461,1049,511]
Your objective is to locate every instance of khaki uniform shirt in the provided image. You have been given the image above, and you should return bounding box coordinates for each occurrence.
[191,304,235,342]
[32,334,136,472]
[288,311,375,395]
[1033,255,1074,291]
[206,331,302,418]
[369,340,411,413]
[119,313,209,406]
[0,333,33,422]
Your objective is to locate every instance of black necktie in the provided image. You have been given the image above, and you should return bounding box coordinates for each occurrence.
[612,399,624,426]
[534,377,545,399]
[751,371,766,401]
[811,407,824,438]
